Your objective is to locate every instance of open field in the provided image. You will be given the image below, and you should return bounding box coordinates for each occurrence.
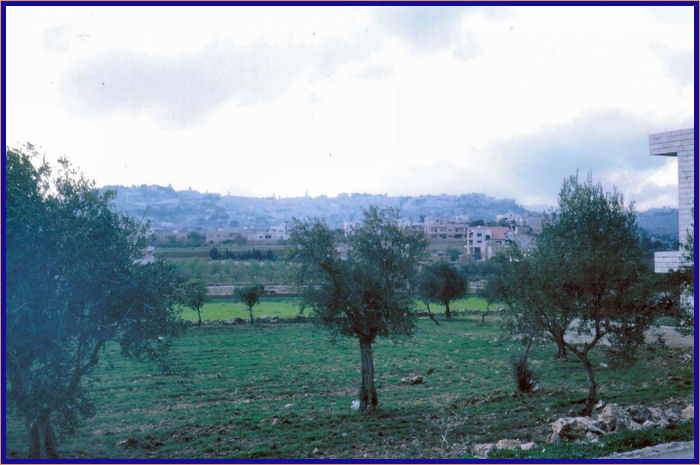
[181,296,492,322]
[4,314,693,459]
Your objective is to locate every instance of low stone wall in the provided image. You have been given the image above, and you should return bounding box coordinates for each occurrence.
[207,285,297,298]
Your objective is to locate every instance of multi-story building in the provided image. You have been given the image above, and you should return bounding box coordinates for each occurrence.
[465,226,510,261]
[206,229,240,244]
[423,217,470,241]
[243,224,290,242]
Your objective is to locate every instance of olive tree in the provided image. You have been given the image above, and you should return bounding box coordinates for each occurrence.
[290,206,428,411]
[237,284,264,325]
[500,174,661,416]
[415,266,441,325]
[416,262,467,320]
[667,223,694,334]
[181,279,208,326]
[5,147,184,458]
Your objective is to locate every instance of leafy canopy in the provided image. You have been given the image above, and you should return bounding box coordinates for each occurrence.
[5,146,184,436]
[291,206,428,343]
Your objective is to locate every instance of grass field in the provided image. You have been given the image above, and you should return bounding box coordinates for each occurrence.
[180,296,492,322]
[4,313,693,459]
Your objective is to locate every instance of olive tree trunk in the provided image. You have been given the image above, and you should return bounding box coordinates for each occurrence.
[552,328,567,359]
[425,303,440,326]
[359,340,378,411]
[571,350,597,417]
[248,306,255,325]
[26,408,57,459]
[444,301,451,320]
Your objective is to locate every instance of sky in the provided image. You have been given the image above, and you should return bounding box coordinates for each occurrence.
[5,5,695,210]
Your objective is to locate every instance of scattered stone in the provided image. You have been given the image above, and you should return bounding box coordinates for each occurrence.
[626,404,652,423]
[474,439,538,456]
[284,403,293,408]
[664,407,683,424]
[597,403,634,432]
[312,447,320,455]
[118,438,138,448]
[599,362,608,368]
[682,404,694,419]
[351,400,360,410]
[495,439,522,450]
[401,375,423,385]
[642,420,657,429]
[472,443,495,458]
[549,417,606,443]
[595,400,605,410]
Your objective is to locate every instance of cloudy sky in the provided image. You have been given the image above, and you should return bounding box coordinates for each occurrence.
[5,5,695,210]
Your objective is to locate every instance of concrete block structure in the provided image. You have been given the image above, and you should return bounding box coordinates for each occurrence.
[424,217,470,241]
[649,128,695,273]
[466,226,509,261]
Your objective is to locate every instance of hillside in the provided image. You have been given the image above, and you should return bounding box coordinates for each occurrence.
[101,185,532,231]
[636,207,679,239]
[101,185,680,239]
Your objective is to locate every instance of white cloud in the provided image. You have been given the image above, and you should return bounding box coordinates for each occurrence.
[5,5,694,210]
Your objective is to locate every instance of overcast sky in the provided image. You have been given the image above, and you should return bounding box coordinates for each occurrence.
[5,5,695,210]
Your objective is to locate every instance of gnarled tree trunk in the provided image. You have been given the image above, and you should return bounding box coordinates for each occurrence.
[552,328,567,359]
[425,303,440,326]
[444,301,451,320]
[359,340,377,411]
[572,351,597,417]
[248,307,255,325]
[26,408,57,459]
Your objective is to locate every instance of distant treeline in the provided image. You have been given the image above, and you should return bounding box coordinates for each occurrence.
[210,247,277,261]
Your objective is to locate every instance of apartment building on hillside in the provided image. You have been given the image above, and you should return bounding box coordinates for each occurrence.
[465,226,510,261]
[424,216,470,241]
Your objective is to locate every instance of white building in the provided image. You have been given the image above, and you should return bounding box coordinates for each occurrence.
[424,217,470,241]
[650,129,695,274]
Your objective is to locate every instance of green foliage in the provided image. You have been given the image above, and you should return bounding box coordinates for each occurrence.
[499,173,662,415]
[666,221,694,334]
[416,262,467,319]
[5,147,183,457]
[237,284,265,325]
[291,206,428,343]
[209,246,221,260]
[291,206,428,410]
[180,279,208,326]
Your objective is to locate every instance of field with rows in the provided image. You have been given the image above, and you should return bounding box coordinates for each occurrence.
[4,312,693,459]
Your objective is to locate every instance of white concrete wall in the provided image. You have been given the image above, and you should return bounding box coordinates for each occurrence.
[654,250,681,273]
[649,128,695,244]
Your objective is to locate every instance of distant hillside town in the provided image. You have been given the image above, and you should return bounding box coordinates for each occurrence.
[103,185,679,248]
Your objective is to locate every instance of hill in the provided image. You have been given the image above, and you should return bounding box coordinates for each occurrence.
[101,185,532,231]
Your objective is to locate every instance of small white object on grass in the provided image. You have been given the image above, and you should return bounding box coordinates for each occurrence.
[351,400,360,410]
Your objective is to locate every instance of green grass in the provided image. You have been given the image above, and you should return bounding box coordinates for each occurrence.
[4,315,693,459]
[181,297,304,321]
[181,296,494,322]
